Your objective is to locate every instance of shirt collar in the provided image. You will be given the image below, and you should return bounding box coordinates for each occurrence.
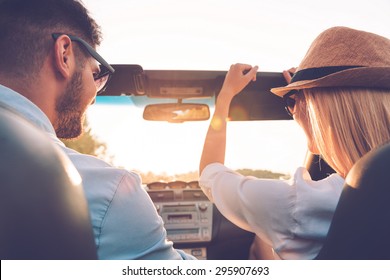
[0,84,56,135]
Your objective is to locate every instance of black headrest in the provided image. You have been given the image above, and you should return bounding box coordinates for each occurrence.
[316,142,390,259]
[0,105,97,259]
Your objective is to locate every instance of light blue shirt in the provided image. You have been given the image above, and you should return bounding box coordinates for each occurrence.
[0,84,195,260]
[199,163,344,260]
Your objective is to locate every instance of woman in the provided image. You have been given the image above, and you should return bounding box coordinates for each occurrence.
[199,26,390,259]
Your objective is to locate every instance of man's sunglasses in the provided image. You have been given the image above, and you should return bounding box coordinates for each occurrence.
[52,33,115,94]
[282,90,299,117]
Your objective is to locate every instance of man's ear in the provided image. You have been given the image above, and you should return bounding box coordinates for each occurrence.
[53,35,75,79]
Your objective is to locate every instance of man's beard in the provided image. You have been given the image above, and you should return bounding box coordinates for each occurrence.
[55,70,85,139]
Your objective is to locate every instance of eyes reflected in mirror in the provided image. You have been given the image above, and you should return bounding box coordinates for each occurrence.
[143,103,210,123]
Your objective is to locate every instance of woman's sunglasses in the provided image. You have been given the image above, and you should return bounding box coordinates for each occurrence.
[282,90,300,117]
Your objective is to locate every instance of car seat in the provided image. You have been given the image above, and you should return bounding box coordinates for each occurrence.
[0,104,97,259]
[316,142,390,259]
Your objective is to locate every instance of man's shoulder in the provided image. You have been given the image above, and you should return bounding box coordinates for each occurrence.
[61,146,142,187]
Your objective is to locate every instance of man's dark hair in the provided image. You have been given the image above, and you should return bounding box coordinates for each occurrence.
[0,0,102,79]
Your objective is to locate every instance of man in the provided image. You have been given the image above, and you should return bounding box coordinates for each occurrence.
[0,0,194,260]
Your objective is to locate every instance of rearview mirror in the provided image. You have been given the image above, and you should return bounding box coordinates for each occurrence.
[143,103,210,122]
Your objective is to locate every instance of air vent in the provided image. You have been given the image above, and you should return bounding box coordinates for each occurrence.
[148,190,174,202]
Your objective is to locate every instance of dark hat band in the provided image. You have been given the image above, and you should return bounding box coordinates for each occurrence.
[290,65,364,83]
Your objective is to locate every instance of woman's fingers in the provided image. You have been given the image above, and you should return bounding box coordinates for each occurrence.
[283,67,297,84]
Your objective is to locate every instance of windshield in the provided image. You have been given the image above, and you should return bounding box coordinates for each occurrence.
[82,0,389,182]
[86,97,306,182]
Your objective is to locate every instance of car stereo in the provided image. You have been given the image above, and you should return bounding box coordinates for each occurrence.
[146,181,213,259]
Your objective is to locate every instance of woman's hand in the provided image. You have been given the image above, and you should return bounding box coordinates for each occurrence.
[282,67,297,84]
[199,63,257,174]
[218,63,258,104]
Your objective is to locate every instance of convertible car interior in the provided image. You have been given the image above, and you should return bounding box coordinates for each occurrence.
[102,65,290,259]
[1,64,389,260]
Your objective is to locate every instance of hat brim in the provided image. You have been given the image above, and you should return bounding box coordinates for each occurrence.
[270,67,390,97]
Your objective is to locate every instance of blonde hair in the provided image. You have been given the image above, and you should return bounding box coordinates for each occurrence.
[302,87,390,177]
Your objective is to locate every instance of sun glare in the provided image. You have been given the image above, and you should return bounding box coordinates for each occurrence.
[83,0,390,177]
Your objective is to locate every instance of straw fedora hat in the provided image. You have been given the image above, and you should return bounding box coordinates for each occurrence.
[271,26,390,97]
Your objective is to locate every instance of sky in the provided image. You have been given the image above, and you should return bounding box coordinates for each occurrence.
[83,0,390,71]
[82,0,390,176]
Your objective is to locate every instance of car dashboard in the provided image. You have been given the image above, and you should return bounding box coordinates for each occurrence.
[146,181,255,260]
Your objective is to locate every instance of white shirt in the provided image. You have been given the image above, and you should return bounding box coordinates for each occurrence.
[199,162,344,259]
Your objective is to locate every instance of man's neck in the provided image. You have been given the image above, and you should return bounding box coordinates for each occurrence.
[0,75,57,126]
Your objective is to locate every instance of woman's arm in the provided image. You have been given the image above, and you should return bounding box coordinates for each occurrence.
[199,63,258,174]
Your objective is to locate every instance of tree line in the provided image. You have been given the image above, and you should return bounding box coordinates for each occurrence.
[62,118,288,183]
